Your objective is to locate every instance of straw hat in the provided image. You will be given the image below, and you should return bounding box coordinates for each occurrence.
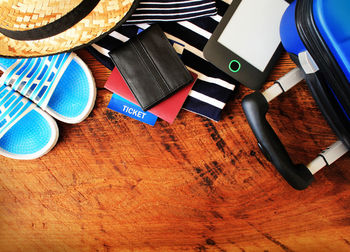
[0,0,138,57]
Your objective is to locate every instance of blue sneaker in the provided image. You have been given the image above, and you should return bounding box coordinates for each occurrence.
[0,85,58,159]
[0,52,96,124]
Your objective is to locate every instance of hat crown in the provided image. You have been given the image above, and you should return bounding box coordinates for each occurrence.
[0,0,84,31]
[0,0,137,57]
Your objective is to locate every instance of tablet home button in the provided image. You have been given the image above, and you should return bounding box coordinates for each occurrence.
[229,60,241,72]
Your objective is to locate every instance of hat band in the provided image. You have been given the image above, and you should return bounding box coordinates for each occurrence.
[0,0,100,41]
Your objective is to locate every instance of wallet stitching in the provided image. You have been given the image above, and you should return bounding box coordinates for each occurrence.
[136,26,193,109]
[158,31,193,88]
[110,40,165,110]
[137,36,188,108]
[131,38,166,108]
[109,50,146,109]
[137,37,169,95]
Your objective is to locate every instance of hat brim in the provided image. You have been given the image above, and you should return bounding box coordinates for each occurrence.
[0,0,139,58]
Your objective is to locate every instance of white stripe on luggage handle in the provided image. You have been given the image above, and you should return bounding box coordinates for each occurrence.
[299,51,319,74]
[263,68,304,102]
[307,141,349,174]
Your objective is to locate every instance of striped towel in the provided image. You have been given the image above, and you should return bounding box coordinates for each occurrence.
[88,0,237,121]
[126,0,218,24]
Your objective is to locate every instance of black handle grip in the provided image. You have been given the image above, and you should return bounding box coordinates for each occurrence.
[242,91,314,190]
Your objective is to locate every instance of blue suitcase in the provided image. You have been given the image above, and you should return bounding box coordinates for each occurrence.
[242,0,349,190]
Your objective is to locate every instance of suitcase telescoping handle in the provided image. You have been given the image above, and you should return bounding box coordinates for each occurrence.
[242,68,349,190]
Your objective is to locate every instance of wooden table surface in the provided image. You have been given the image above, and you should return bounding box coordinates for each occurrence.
[0,49,349,252]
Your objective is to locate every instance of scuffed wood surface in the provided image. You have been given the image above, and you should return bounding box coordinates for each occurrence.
[0,49,349,252]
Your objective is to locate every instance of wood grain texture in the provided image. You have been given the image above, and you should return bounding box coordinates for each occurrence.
[0,49,349,252]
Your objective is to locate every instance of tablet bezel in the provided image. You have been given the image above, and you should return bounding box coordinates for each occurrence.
[203,0,287,90]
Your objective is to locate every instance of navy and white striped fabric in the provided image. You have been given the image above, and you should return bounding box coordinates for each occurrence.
[88,0,237,121]
[126,0,218,24]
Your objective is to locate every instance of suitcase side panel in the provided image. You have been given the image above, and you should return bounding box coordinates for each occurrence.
[280,1,306,56]
[313,0,350,83]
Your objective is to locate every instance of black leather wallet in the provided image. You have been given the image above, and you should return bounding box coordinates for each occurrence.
[109,24,193,111]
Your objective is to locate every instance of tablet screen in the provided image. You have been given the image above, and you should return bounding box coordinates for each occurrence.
[217,0,288,72]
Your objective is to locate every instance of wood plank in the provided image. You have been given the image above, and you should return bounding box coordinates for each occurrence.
[0,49,349,252]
